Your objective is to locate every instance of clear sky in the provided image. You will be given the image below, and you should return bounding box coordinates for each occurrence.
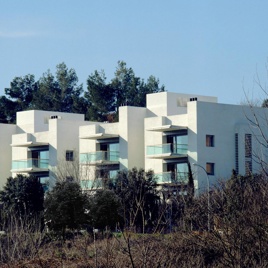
[1,0,268,105]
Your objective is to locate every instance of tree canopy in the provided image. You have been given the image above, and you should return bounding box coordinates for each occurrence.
[111,168,160,232]
[33,63,85,114]
[0,74,38,123]
[0,61,165,123]
[85,61,165,121]
[44,181,89,236]
[0,174,44,220]
[88,189,121,230]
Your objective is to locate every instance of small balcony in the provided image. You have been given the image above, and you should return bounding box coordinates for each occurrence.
[146,143,188,159]
[80,178,102,190]
[155,172,188,185]
[11,158,49,173]
[80,151,119,165]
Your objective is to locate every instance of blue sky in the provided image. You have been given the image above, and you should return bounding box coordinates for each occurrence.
[1,0,268,105]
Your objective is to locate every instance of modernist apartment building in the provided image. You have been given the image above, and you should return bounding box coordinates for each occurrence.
[1,91,267,194]
[10,110,90,189]
[78,92,268,195]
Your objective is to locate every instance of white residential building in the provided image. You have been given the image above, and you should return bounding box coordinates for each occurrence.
[10,110,89,188]
[0,91,266,194]
[79,91,268,195]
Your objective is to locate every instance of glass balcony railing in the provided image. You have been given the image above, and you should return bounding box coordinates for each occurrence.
[12,158,49,170]
[80,151,119,164]
[155,172,188,184]
[80,179,102,189]
[146,143,188,156]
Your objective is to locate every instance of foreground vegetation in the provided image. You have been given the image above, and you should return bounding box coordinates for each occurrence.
[1,223,268,267]
[0,169,268,267]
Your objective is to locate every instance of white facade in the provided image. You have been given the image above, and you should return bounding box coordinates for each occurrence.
[10,110,90,188]
[0,91,267,194]
[0,124,17,188]
[79,92,268,195]
[79,106,147,189]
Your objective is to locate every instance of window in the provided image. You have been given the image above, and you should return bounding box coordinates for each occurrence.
[66,150,74,161]
[206,135,214,147]
[206,163,215,175]
[245,134,252,158]
[235,133,239,174]
[166,132,188,154]
[245,161,252,175]
[100,142,119,161]
[30,149,49,168]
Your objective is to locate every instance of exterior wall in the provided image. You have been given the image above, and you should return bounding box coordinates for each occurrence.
[79,122,120,182]
[144,93,268,195]
[119,106,147,170]
[146,92,217,116]
[144,114,189,174]
[11,131,49,174]
[191,101,268,194]
[6,92,268,195]
[0,124,17,188]
[78,106,147,189]
[48,118,89,165]
[16,110,85,133]
[144,116,167,173]
[11,110,88,188]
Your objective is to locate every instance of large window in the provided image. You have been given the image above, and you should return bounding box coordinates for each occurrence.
[100,143,119,161]
[206,162,215,175]
[206,135,214,147]
[166,162,188,183]
[31,149,49,168]
[166,134,188,154]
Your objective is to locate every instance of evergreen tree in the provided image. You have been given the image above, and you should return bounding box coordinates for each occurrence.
[33,63,84,113]
[0,74,38,123]
[88,189,121,230]
[44,181,88,237]
[112,168,159,232]
[0,174,44,221]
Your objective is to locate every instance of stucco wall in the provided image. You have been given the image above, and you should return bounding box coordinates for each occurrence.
[119,106,147,170]
[0,124,16,188]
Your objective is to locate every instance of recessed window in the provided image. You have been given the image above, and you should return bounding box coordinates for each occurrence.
[245,161,252,175]
[206,135,214,147]
[206,163,215,175]
[245,134,252,158]
[66,150,74,161]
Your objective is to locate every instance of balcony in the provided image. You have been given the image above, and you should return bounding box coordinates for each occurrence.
[146,125,187,132]
[146,143,188,159]
[11,158,49,173]
[155,172,188,185]
[80,151,119,165]
[80,178,102,190]
[79,133,119,140]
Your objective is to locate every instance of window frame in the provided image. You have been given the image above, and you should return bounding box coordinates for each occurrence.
[66,150,74,161]
[206,162,215,175]
[206,135,215,147]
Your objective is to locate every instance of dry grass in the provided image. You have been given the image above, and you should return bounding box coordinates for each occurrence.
[0,232,217,268]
